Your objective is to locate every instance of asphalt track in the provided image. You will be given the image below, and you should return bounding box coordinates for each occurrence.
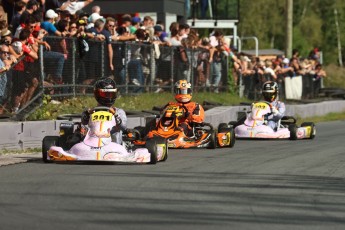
[0,121,345,230]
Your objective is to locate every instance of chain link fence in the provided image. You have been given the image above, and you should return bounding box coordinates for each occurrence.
[0,36,324,118]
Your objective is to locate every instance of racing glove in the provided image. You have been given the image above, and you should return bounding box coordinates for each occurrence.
[272,107,279,116]
[115,114,122,126]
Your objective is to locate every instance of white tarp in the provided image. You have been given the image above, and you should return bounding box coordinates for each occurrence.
[285,76,303,100]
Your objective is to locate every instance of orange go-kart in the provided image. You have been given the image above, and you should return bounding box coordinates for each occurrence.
[127,104,235,149]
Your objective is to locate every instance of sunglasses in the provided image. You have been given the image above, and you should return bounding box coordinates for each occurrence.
[1,51,9,54]
[108,24,115,27]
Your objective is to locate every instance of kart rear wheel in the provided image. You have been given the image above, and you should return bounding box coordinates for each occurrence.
[42,136,59,163]
[217,123,228,131]
[151,137,168,162]
[145,139,158,164]
[288,124,298,140]
[301,122,316,139]
[207,130,217,149]
[160,138,168,162]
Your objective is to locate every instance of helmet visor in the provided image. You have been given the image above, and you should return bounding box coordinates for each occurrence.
[95,88,118,100]
[263,92,276,101]
[175,88,192,95]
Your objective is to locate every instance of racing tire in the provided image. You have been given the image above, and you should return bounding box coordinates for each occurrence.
[288,124,298,140]
[42,136,59,163]
[159,138,168,162]
[218,126,236,148]
[301,122,316,139]
[217,123,229,131]
[207,130,217,149]
[145,139,158,164]
[228,126,236,148]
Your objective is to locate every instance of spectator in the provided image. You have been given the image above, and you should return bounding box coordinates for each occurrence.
[200,0,209,19]
[19,0,39,26]
[209,30,226,93]
[83,18,113,92]
[264,60,277,80]
[11,0,27,34]
[141,15,154,30]
[68,21,77,36]
[104,17,117,40]
[313,63,326,97]
[86,12,104,29]
[45,0,62,12]
[195,37,212,88]
[59,10,72,23]
[60,0,94,16]
[56,19,69,59]
[11,28,38,112]
[130,16,141,34]
[128,28,148,93]
[41,9,67,36]
[0,44,13,112]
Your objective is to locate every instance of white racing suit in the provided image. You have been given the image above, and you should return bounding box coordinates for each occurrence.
[110,108,127,144]
[267,100,286,130]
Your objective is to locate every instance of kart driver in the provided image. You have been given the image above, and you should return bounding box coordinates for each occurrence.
[262,81,286,130]
[67,78,127,147]
[164,79,205,137]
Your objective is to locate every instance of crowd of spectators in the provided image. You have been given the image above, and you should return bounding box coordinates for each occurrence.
[0,0,327,114]
[235,47,327,99]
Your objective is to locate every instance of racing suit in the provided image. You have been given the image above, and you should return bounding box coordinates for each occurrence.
[63,106,127,149]
[81,106,127,144]
[267,100,285,130]
[164,101,205,137]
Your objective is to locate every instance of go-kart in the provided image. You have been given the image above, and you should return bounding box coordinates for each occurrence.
[42,107,168,164]
[131,104,235,149]
[229,101,316,140]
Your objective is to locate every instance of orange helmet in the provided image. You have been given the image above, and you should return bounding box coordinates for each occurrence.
[174,80,192,103]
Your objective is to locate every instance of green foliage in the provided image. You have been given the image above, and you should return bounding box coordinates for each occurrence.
[237,0,345,65]
[28,93,250,121]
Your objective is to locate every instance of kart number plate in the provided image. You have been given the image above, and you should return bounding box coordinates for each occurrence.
[91,111,113,122]
[253,102,269,110]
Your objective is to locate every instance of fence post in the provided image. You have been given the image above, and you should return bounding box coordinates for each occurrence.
[238,71,244,98]
[101,41,105,78]
[171,47,175,93]
[124,43,128,94]
[72,38,76,97]
[39,45,45,96]
[149,44,155,92]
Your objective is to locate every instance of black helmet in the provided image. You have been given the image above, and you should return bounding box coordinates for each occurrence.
[262,81,278,102]
[94,78,118,106]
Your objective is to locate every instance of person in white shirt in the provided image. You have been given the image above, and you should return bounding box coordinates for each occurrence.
[61,0,94,15]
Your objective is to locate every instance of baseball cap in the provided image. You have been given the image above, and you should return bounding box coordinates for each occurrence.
[46,9,58,19]
[89,13,104,23]
[11,41,23,55]
[154,25,163,32]
[132,16,141,24]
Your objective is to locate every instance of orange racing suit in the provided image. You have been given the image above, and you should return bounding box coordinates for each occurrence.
[164,101,205,136]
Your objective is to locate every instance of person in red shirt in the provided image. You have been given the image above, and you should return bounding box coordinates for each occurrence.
[163,79,205,137]
[11,28,38,112]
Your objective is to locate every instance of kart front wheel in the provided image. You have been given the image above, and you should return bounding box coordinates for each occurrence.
[301,122,316,139]
[42,136,59,163]
[288,124,298,140]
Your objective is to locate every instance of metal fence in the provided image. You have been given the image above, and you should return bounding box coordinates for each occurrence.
[0,36,323,119]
